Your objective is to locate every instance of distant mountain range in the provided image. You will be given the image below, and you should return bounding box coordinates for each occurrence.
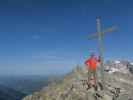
[0,75,49,94]
[0,84,26,100]
[0,75,51,100]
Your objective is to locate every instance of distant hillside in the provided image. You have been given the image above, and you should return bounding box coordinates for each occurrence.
[0,75,50,94]
[23,60,133,100]
[0,84,26,100]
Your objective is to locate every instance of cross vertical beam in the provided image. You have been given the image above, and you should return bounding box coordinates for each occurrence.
[87,17,117,96]
[96,17,105,91]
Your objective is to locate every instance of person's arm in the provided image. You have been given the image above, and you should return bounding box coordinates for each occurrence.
[97,56,101,62]
[84,59,88,65]
[85,58,91,64]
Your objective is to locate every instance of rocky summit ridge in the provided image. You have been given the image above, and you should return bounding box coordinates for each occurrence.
[23,60,133,100]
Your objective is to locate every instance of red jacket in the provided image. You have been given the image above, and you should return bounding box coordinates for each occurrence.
[85,55,99,71]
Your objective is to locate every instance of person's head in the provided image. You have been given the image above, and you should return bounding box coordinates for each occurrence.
[90,53,95,57]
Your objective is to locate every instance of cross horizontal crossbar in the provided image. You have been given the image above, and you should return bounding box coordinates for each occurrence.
[87,26,117,40]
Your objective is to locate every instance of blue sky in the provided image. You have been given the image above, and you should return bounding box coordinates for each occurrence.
[0,0,133,75]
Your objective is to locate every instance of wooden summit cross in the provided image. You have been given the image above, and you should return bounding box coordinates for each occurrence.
[87,17,117,91]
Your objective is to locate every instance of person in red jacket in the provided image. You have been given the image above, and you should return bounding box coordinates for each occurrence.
[84,53,100,86]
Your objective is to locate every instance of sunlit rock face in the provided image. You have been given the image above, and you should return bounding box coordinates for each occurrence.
[104,60,132,74]
[23,60,133,100]
[128,62,133,74]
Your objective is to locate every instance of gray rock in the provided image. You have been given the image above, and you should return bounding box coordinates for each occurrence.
[23,60,133,100]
